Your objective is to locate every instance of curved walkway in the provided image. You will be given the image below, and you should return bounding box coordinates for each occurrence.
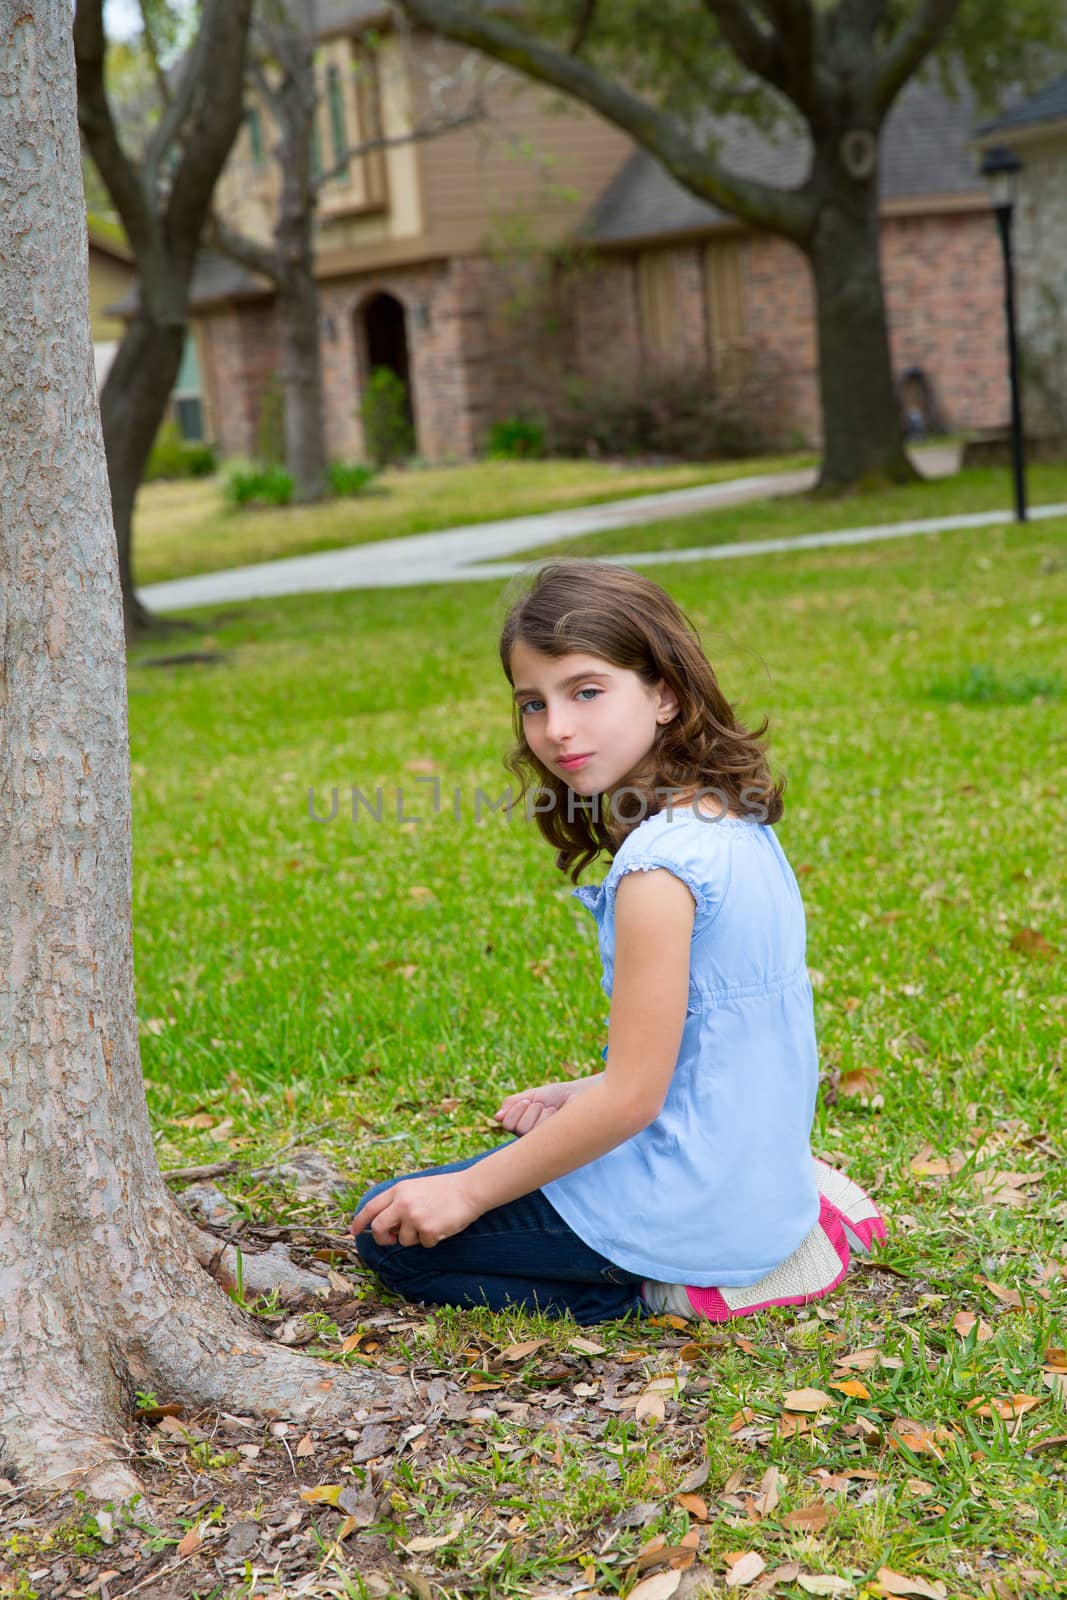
[138,446,1063,612]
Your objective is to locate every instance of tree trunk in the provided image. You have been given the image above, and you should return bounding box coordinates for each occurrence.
[273,0,328,502]
[808,156,916,491]
[277,249,329,500]
[99,311,187,639]
[1,0,391,1498]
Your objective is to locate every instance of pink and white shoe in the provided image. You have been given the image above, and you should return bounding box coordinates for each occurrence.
[642,1163,886,1323]
[812,1158,887,1256]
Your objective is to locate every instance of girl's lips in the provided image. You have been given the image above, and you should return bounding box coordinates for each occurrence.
[558,754,591,770]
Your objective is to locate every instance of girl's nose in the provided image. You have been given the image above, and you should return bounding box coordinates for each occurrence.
[543,701,574,742]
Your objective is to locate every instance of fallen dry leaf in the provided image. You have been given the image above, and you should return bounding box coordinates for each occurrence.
[628,1572,682,1600]
[1043,1347,1067,1371]
[796,1577,854,1597]
[874,1566,947,1599]
[966,1394,1043,1420]
[728,1406,756,1432]
[570,1336,606,1355]
[829,1379,871,1400]
[299,1484,343,1506]
[950,1310,992,1342]
[783,1388,835,1413]
[500,1338,550,1362]
[295,1434,315,1458]
[833,1347,881,1371]
[636,1391,667,1425]
[677,1459,711,1492]
[978,1278,1024,1308]
[753,1465,780,1517]
[1041,1371,1067,1398]
[176,1525,202,1558]
[840,1068,880,1099]
[675,1492,709,1520]
[783,1500,829,1533]
[725,1551,767,1587]
[888,1419,950,1461]
[1009,926,1058,959]
[909,1146,965,1178]
[402,1513,464,1554]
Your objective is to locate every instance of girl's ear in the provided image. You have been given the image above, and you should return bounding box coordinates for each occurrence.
[656,680,680,722]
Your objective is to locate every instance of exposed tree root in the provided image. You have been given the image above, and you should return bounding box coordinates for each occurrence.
[188,1226,335,1302]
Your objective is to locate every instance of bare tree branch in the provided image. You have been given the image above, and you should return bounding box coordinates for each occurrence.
[165,0,256,266]
[142,0,221,202]
[568,0,598,56]
[137,0,172,106]
[206,214,285,287]
[311,98,488,191]
[698,0,786,86]
[874,0,966,112]
[396,0,813,242]
[73,0,157,262]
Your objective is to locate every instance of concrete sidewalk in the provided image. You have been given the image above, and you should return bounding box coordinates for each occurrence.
[138,443,1045,613]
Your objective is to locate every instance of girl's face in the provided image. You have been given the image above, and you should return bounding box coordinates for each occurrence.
[509,641,678,798]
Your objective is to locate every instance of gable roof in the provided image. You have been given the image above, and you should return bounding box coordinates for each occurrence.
[583,77,985,248]
[977,72,1067,139]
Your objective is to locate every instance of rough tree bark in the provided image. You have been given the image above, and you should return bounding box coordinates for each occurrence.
[0,0,393,1497]
[397,0,973,491]
[74,0,256,637]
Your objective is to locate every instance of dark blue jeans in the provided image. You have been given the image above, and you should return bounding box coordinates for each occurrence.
[352,1145,646,1325]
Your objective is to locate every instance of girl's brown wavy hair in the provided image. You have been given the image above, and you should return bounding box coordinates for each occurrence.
[498,559,785,882]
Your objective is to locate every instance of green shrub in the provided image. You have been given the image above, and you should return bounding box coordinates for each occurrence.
[327,460,376,497]
[360,367,415,468]
[256,374,286,467]
[222,461,295,509]
[545,366,771,461]
[485,415,546,460]
[145,421,217,482]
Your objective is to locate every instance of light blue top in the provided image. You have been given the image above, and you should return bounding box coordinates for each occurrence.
[542,805,821,1286]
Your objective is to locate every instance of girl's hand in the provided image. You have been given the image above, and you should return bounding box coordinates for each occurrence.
[348,1172,482,1249]
[494,1080,584,1135]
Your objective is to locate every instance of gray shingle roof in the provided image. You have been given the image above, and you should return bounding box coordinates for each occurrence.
[977,73,1067,137]
[105,251,273,318]
[584,78,985,248]
[317,0,393,36]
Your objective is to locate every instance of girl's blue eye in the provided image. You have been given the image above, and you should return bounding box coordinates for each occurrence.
[519,687,601,715]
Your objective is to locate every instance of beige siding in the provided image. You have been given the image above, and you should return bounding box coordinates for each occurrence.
[412,38,630,256]
[87,248,134,341]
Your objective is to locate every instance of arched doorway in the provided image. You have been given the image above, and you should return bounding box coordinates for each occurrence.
[359,291,416,451]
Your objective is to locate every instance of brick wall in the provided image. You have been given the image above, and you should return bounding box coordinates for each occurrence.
[567,208,1009,446]
[196,300,280,458]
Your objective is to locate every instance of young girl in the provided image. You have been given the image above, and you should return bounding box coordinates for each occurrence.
[349,560,885,1324]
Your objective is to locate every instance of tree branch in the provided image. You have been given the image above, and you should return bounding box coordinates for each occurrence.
[142,0,221,203]
[164,0,255,267]
[73,0,157,261]
[206,215,285,288]
[311,99,488,191]
[698,0,787,89]
[874,0,966,113]
[137,0,172,106]
[396,0,813,242]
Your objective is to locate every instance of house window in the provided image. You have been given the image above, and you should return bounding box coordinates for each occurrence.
[246,107,264,168]
[327,63,349,177]
[637,251,679,364]
[172,334,204,441]
[705,239,745,382]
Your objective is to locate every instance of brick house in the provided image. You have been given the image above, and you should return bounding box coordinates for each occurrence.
[975,74,1067,433]
[185,3,1010,462]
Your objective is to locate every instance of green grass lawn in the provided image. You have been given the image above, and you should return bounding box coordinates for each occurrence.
[491,462,1067,563]
[133,452,811,587]
[118,512,1065,1597]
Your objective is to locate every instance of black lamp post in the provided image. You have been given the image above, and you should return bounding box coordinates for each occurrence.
[981,144,1027,523]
